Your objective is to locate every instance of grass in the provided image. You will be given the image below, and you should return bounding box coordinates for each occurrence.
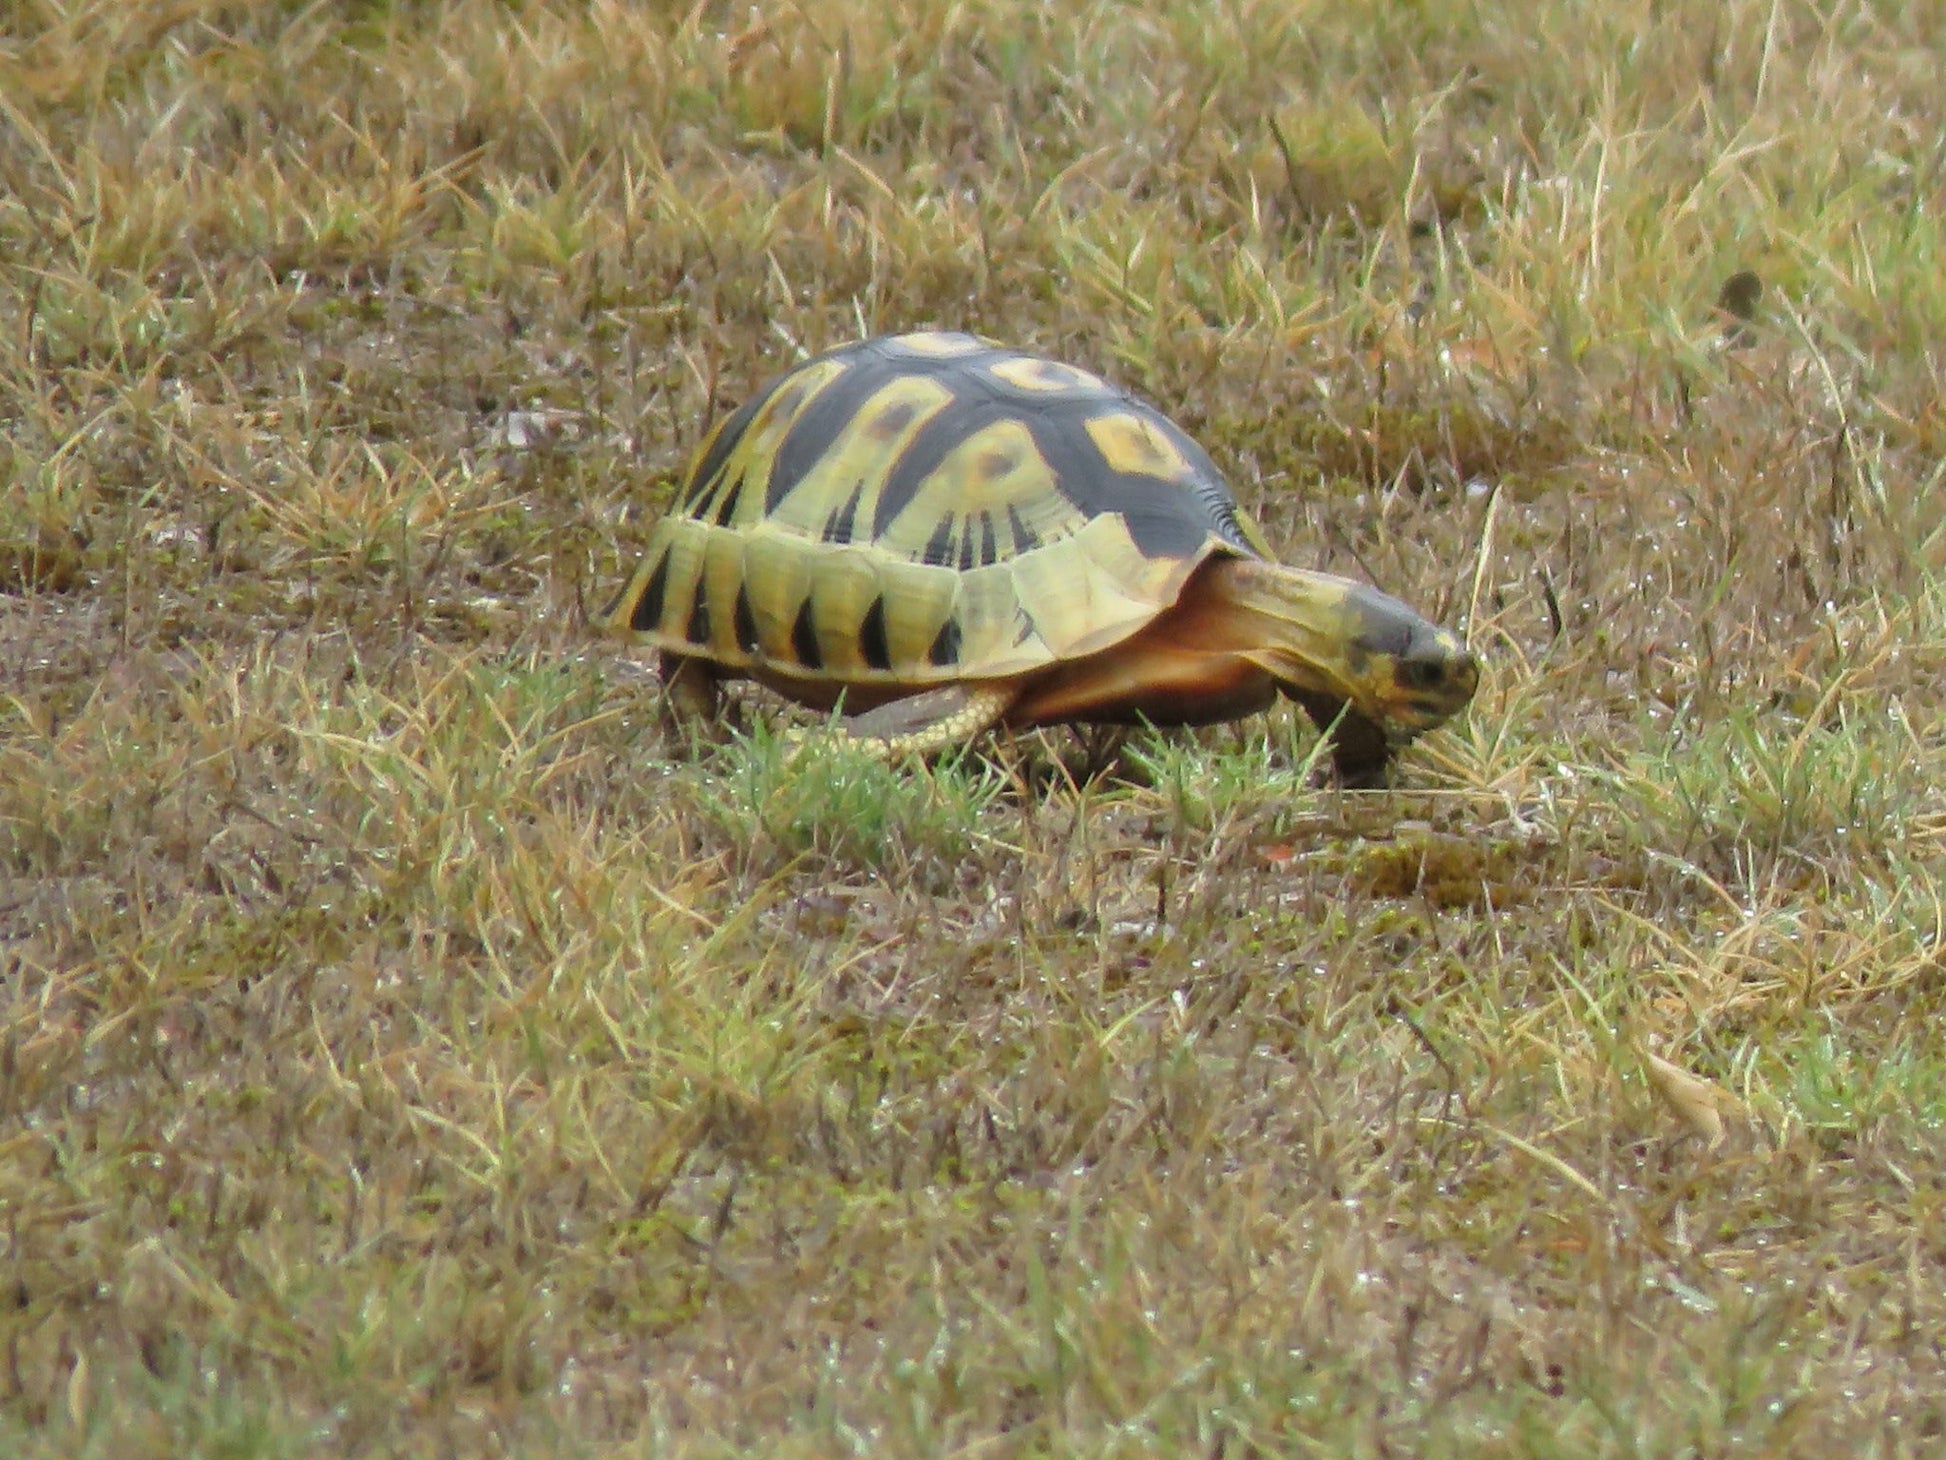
[5,0,1946,1453]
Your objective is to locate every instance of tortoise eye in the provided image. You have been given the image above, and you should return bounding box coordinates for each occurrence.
[1397,658,1448,691]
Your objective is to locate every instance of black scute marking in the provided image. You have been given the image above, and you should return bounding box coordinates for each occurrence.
[863,350,1242,559]
[979,511,999,566]
[822,480,865,543]
[684,584,712,646]
[1006,503,1040,553]
[928,615,961,667]
[733,584,760,653]
[871,392,1026,540]
[859,596,893,671]
[712,477,744,527]
[1155,415,1255,553]
[957,519,980,572]
[791,597,823,669]
[762,338,989,517]
[1028,402,1234,558]
[681,473,715,514]
[630,552,670,631]
[922,514,957,567]
[683,393,766,515]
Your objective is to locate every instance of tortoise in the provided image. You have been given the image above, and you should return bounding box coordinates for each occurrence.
[604,331,1477,783]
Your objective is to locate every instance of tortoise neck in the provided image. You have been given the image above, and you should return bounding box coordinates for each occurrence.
[1157,556,1374,669]
[1201,555,1369,620]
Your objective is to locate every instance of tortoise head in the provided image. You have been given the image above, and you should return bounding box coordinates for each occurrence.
[1220,560,1478,778]
[1337,587,1480,740]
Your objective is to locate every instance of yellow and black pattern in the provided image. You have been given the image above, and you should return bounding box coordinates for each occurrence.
[607,332,1261,685]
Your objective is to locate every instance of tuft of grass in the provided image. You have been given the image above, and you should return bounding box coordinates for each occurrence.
[1120,714,1336,836]
[1601,701,1914,883]
[683,723,1010,884]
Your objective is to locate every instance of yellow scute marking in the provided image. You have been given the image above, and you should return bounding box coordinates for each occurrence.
[875,417,1059,558]
[765,376,956,541]
[891,332,990,358]
[986,355,1108,394]
[1084,412,1193,480]
[739,529,816,661]
[701,531,749,656]
[805,550,882,675]
[682,410,738,492]
[708,356,848,490]
[873,561,960,667]
[942,514,1194,676]
[650,518,710,637]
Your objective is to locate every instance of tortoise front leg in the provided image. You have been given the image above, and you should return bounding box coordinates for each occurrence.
[1283,687,1394,788]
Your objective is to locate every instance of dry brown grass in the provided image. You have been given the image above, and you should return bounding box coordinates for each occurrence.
[6,0,1946,1454]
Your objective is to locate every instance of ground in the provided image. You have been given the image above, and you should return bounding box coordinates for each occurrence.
[4,1,1946,1455]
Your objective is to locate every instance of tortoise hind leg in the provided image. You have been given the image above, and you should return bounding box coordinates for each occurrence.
[836,683,1016,759]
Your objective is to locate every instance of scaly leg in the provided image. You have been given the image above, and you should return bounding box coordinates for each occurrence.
[799,683,1017,760]
[659,652,723,744]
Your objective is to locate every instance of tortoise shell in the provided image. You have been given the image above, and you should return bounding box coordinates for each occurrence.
[607,331,1275,690]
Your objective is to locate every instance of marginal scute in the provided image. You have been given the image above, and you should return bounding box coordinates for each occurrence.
[801,551,884,675]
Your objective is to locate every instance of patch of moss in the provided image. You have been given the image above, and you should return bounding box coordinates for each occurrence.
[1353,831,1552,910]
